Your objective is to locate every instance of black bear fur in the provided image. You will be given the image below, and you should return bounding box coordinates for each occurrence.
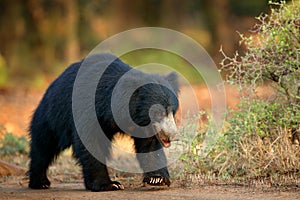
[28,53,179,191]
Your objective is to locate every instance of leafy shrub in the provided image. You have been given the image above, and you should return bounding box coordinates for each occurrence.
[216,0,300,180]
[0,126,28,155]
[180,1,299,185]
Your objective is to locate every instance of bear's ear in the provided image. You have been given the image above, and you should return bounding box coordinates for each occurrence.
[165,72,180,95]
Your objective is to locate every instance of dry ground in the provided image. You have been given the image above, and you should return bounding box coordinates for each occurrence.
[1,175,299,200]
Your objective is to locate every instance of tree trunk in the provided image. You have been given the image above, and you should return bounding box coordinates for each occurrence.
[60,0,80,63]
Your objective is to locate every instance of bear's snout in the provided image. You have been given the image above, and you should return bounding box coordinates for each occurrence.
[153,112,178,147]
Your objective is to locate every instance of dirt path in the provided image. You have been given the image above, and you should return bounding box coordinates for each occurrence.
[1,180,299,200]
[1,151,298,200]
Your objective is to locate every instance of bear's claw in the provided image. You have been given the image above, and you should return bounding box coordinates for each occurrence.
[89,181,124,192]
[111,182,125,190]
[143,176,171,187]
[29,176,51,189]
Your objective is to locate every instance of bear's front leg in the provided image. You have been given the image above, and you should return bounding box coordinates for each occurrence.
[134,137,171,187]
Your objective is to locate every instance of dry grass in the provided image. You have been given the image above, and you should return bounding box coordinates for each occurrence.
[182,125,300,188]
[237,128,299,178]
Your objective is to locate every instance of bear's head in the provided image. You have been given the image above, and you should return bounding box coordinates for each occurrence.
[128,72,179,148]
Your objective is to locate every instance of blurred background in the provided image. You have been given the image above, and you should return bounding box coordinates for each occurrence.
[0,0,294,136]
[0,0,281,89]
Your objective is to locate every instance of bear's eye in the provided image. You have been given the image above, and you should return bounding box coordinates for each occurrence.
[154,111,166,121]
[156,112,163,118]
[167,106,176,115]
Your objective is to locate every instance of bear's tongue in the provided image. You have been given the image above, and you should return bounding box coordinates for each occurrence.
[155,131,171,148]
[162,139,171,147]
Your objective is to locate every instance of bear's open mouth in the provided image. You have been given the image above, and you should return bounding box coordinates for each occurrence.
[152,113,177,148]
[156,131,171,148]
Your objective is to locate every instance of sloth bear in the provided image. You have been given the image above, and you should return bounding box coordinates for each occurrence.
[28,53,179,191]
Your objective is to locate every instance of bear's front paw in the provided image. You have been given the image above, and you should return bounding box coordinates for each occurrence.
[143,175,171,187]
[88,181,125,192]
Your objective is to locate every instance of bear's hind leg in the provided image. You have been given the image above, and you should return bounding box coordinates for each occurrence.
[29,133,60,189]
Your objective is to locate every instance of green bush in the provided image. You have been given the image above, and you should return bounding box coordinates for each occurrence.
[220,0,299,141]
[180,1,299,185]
[217,0,300,179]
[0,126,28,155]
